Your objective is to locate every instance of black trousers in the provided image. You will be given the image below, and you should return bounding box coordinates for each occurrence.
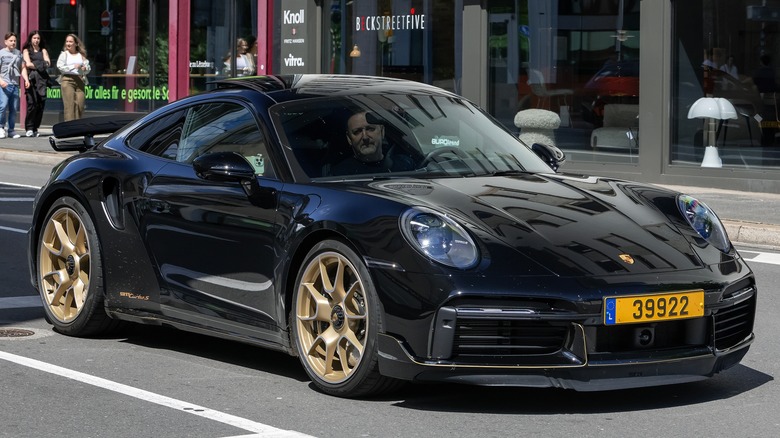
[25,88,47,132]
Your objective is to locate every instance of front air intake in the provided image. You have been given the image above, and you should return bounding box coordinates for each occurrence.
[713,294,756,350]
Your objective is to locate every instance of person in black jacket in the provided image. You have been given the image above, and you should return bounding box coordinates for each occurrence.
[21,30,51,137]
[330,110,415,176]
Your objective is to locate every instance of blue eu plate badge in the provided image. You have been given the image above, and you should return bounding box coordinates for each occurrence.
[604,298,617,325]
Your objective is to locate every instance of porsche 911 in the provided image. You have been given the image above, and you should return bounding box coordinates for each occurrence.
[28,75,756,397]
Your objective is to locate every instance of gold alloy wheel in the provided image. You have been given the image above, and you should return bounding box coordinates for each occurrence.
[38,206,91,323]
[296,251,368,384]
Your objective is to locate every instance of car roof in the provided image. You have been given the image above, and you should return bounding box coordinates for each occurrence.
[214,74,457,101]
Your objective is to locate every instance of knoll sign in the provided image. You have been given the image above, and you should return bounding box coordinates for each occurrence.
[280,1,308,74]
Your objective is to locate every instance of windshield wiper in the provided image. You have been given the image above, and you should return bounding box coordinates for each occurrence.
[486,169,531,176]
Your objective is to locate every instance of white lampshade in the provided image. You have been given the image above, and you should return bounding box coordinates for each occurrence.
[687,97,738,120]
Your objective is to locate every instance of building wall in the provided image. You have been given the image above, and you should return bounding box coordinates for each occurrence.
[13,0,780,193]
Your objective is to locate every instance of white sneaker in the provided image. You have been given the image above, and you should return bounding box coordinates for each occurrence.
[0,128,5,139]
[25,130,34,137]
[11,133,21,139]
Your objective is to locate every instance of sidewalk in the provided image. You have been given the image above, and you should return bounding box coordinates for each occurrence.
[2,126,780,250]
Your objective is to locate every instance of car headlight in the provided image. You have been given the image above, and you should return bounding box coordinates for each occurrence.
[677,194,731,253]
[401,207,479,269]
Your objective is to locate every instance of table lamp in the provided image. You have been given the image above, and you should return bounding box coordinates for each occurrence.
[687,97,738,167]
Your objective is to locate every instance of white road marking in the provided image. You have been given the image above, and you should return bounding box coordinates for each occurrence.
[0,225,27,234]
[0,181,40,189]
[740,250,780,266]
[0,350,315,437]
[0,197,36,201]
[0,296,41,309]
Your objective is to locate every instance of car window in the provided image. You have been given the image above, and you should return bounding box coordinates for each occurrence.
[271,94,552,180]
[127,102,273,178]
[176,103,273,177]
[127,110,187,160]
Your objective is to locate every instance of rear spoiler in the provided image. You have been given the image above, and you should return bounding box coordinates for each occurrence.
[49,115,139,152]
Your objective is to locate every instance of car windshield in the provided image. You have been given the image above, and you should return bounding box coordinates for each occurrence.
[270,93,552,180]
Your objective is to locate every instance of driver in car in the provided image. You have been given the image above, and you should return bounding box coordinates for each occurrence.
[330,111,414,176]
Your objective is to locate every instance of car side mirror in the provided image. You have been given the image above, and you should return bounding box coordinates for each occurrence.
[531,143,565,172]
[192,151,256,182]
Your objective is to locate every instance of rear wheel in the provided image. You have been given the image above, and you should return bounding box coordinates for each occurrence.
[291,240,401,397]
[37,196,117,336]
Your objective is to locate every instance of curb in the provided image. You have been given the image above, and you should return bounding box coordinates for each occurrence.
[724,220,780,250]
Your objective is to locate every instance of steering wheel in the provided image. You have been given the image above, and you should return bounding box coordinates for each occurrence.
[419,147,470,168]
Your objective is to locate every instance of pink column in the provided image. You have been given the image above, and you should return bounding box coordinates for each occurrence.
[257,0,269,75]
[125,0,138,112]
[168,2,190,101]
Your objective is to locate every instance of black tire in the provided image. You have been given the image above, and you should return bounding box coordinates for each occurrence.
[36,196,118,336]
[291,240,402,397]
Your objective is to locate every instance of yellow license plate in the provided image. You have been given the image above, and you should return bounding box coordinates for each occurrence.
[604,290,704,325]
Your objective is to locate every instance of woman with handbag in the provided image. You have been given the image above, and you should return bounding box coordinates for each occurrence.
[56,34,90,121]
[22,30,51,137]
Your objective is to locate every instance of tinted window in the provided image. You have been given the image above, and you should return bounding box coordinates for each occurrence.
[271,94,552,179]
[127,110,187,160]
[129,102,274,178]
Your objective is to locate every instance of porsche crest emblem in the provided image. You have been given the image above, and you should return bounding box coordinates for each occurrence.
[619,254,635,265]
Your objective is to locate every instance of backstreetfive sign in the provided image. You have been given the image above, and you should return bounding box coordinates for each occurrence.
[355,11,426,31]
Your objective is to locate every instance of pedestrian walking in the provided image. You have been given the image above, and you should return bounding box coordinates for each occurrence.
[0,32,29,139]
[56,33,90,121]
[22,30,51,137]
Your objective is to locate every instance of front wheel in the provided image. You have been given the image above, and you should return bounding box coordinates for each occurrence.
[291,240,401,397]
[37,196,118,336]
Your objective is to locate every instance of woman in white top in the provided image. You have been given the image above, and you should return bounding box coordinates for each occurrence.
[56,33,90,121]
[720,55,739,79]
[223,38,255,77]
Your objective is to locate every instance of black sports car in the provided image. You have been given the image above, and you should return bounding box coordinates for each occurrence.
[28,75,756,397]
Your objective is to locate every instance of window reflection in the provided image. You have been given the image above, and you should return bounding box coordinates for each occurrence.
[38,0,169,114]
[320,0,458,93]
[189,0,258,93]
[673,0,780,169]
[487,1,640,165]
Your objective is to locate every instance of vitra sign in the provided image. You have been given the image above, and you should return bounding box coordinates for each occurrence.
[280,1,309,74]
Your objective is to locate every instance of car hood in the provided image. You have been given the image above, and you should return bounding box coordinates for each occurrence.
[369,173,705,277]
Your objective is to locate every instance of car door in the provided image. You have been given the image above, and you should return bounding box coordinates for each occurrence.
[133,101,285,343]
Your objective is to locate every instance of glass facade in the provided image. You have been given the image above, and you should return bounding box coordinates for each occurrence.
[38,0,170,115]
[487,0,640,165]
[672,0,780,169]
[5,1,780,191]
[318,0,459,93]
[189,0,258,94]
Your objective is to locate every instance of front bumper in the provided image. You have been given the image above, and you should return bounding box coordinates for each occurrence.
[377,286,756,391]
[378,332,752,391]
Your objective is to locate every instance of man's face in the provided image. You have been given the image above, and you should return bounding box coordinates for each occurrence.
[346,112,384,161]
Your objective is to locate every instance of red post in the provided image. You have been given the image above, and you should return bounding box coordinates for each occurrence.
[258,0,271,74]
[168,2,190,101]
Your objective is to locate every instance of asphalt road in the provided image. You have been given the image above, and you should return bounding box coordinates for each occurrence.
[1,166,779,438]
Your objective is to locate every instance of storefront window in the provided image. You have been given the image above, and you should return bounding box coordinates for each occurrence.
[673,0,780,169]
[319,0,459,93]
[189,0,258,94]
[7,0,21,35]
[488,0,640,164]
[39,0,169,116]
